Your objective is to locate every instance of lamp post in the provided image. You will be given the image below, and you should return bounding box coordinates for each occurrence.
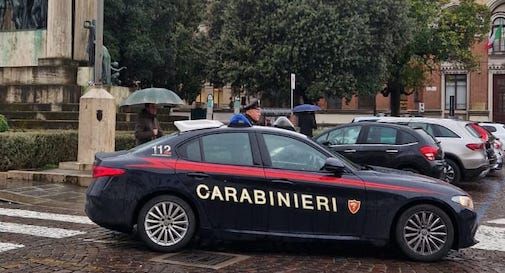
[94,0,104,85]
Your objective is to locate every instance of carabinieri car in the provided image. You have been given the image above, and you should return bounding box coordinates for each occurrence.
[85,116,478,262]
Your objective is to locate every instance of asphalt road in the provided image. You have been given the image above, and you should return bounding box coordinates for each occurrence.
[0,171,504,273]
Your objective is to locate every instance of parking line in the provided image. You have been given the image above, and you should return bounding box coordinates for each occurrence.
[0,242,24,253]
[0,208,94,225]
[0,222,86,238]
[473,225,505,252]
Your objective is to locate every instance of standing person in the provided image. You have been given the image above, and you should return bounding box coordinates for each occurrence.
[297,111,317,137]
[135,103,163,145]
[242,99,261,125]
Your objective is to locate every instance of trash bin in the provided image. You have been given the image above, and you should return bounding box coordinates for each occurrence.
[191,108,207,120]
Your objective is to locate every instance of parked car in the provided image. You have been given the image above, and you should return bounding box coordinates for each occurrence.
[479,122,505,142]
[468,123,501,171]
[86,118,478,262]
[354,117,491,184]
[314,122,446,180]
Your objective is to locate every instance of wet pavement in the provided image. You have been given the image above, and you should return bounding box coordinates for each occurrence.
[0,171,504,273]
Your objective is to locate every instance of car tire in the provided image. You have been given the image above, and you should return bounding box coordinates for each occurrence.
[445,159,461,184]
[137,195,196,252]
[395,204,454,262]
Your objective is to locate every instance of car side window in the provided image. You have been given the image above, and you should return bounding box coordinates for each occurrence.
[432,124,459,138]
[365,126,398,145]
[481,125,497,133]
[201,133,253,166]
[398,131,418,145]
[326,126,362,145]
[178,138,202,162]
[263,134,327,172]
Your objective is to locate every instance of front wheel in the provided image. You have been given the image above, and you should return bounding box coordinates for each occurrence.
[395,204,454,262]
[137,195,196,252]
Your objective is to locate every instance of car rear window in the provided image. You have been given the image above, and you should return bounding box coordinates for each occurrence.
[481,125,497,133]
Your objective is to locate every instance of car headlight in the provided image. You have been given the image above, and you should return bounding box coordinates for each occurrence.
[451,196,474,210]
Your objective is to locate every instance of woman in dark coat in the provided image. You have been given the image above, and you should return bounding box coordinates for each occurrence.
[134,103,163,145]
[297,111,317,137]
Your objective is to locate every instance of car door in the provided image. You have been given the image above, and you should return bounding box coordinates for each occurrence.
[359,125,402,168]
[175,131,269,232]
[258,133,366,237]
[317,125,364,164]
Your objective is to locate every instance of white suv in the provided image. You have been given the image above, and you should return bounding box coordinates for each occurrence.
[354,117,490,183]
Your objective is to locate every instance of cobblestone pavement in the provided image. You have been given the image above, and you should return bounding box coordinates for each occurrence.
[0,171,504,273]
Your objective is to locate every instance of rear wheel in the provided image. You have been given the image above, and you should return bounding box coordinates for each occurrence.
[445,159,461,184]
[395,204,454,262]
[137,195,196,252]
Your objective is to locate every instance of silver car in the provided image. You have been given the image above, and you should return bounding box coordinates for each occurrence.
[354,117,490,183]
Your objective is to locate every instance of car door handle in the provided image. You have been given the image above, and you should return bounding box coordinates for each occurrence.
[187,172,209,179]
[344,149,356,153]
[386,149,398,153]
[272,179,294,185]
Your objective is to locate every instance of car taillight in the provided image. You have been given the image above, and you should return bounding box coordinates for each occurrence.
[466,143,484,151]
[470,124,489,142]
[494,140,502,150]
[92,165,125,178]
[420,146,438,161]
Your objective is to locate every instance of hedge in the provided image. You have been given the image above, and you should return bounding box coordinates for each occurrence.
[0,130,140,171]
[0,115,8,132]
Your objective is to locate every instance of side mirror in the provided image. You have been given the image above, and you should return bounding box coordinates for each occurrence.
[322,158,346,174]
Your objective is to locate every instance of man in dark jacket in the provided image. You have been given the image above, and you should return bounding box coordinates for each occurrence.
[242,99,261,125]
[135,103,163,145]
[297,111,317,137]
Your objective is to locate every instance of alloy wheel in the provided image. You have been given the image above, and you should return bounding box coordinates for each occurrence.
[403,211,448,256]
[144,201,189,247]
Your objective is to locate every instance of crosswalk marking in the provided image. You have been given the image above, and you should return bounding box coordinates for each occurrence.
[0,222,86,238]
[486,218,505,225]
[473,225,505,252]
[0,242,24,252]
[0,208,94,225]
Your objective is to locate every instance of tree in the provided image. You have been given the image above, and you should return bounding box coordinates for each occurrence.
[381,0,490,116]
[104,0,207,103]
[207,0,411,106]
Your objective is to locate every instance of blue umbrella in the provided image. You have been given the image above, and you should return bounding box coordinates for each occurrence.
[292,104,321,113]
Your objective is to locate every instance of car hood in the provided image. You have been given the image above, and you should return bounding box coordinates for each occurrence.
[355,165,467,195]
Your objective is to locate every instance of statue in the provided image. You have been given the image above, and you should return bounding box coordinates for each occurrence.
[102,45,111,85]
[84,20,96,66]
[0,0,7,30]
[31,0,47,28]
[11,0,27,29]
[111,62,127,85]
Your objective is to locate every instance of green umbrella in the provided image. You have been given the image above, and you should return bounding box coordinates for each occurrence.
[120,88,184,107]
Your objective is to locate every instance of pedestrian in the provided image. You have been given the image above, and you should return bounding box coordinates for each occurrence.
[134,103,163,146]
[297,111,317,137]
[242,99,261,125]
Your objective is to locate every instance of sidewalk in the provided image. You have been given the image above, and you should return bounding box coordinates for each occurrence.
[0,179,87,212]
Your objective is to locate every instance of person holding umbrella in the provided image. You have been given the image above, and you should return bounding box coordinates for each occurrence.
[293,104,321,137]
[135,103,163,145]
[120,87,184,146]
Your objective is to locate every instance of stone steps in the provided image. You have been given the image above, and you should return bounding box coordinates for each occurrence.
[3,169,92,187]
[0,84,82,104]
[1,111,188,122]
[7,119,178,130]
[0,65,78,86]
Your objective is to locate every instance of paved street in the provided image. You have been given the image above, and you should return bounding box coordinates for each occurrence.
[0,173,504,273]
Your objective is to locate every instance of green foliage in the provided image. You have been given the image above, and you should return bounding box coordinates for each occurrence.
[383,0,490,115]
[0,115,8,132]
[104,0,207,103]
[207,0,411,105]
[0,131,158,171]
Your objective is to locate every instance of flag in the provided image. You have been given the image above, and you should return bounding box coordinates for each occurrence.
[488,25,503,49]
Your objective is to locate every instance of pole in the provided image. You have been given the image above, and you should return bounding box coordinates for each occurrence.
[291,73,295,109]
[94,0,104,85]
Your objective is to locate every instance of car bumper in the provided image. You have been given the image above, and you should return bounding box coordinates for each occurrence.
[456,209,479,249]
[428,160,446,180]
[85,177,134,233]
[463,165,490,181]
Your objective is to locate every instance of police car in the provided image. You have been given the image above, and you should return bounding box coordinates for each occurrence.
[85,115,478,262]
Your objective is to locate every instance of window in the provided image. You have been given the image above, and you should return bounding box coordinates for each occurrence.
[409,122,435,137]
[491,17,505,53]
[178,139,202,161]
[398,131,418,145]
[201,133,253,166]
[326,126,362,145]
[365,126,397,145]
[481,125,497,133]
[263,134,327,172]
[432,124,459,138]
[445,74,467,110]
